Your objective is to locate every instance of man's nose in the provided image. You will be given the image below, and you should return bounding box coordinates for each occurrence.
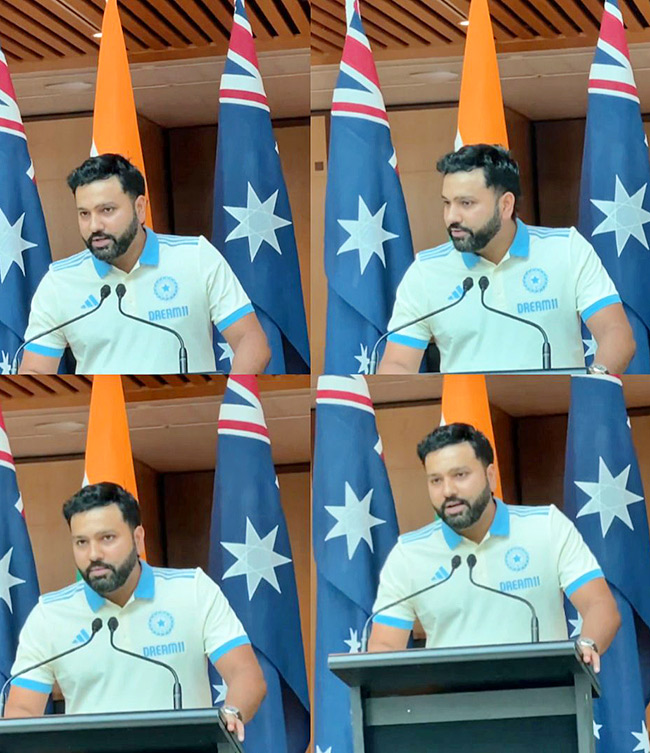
[88,213,105,233]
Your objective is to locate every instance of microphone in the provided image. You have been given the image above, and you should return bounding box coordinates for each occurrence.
[478,276,551,370]
[115,284,188,374]
[369,277,474,374]
[467,554,539,643]
[11,285,111,374]
[107,616,183,710]
[360,554,462,652]
[0,617,103,716]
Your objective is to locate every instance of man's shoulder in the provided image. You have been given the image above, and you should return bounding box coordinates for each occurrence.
[151,566,199,581]
[39,580,86,606]
[398,520,443,546]
[48,249,94,274]
[415,240,456,265]
[507,503,555,531]
[525,224,575,252]
[155,233,203,255]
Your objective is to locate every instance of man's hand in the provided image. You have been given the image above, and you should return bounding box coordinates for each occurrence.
[577,642,600,674]
[220,708,245,742]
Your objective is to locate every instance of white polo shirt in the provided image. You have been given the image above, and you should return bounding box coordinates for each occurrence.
[23,230,253,374]
[387,221,621,372]
[10,562,249,714]
[372,500,603,647]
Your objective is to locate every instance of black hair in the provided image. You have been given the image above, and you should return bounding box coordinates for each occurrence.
[417,423,494,467]
[62,482,141,530]
[436,144,521,213]
[67,154,146,200]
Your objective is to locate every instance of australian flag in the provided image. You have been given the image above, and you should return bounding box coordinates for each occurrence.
[324,0,413,375]
[208,376,309,752]
[313,375,400,751]
[579,0,650,373]
[564,375,650,752]
[212,0,309,375]
[0,406,40,694]
[0,45,52,374]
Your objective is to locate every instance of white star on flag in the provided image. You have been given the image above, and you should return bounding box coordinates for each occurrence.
[212,679,228,705]
[575,457,644,536]
[224,183,291,262]
[337,196,398,274]
[593,721,602,740]
[582,336,597,359]
[0,210,37,283]
[221,517,292,600]
[568,613,583,639]
[354,344,370,374]
[316,747,332,753]
[343,627,361,654]
[324,482,386,560]
[0,547,26,613]
[591,176,650,257]
[374,436,383,456]
[632,721,650,753]
[15,495,23,515]
[218,341,234,365]
[0,351,10,375]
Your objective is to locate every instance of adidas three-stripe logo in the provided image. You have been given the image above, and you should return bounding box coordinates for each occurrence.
[80,295,99,310]
[72,628,90,645]
[431,566,450,582]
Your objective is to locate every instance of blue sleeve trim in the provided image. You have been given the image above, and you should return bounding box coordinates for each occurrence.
[565,568,604,598]
[387,333,429,350]
[217,303,254,332]
[209,635,251,663]
[581,295,621,322]
[24,343,65,357]
[11,677,52,694]
[372,614,414,630]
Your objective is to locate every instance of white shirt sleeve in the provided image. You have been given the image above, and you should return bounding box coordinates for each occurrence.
[23,271,68,358]
[371,542,416,630]
[198,237,253,333]
[549,505,603,597]
[9,602,55,694]
[386,259,432,350]
[194,568,250,664]
[569,228,621,322]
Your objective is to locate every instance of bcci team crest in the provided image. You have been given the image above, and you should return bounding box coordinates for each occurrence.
[154,276,178,301]
[505,547,529,572]
[148,610,175,636]
[523,268,548,294]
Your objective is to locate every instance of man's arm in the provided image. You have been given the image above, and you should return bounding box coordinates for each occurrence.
[568,577,621,673]
[214,644,266,741]
[377,341,425,374]
[3,685,48,718]
[585,303,635,373]
[18,350,62,375]
[222,313,271,374]
[367,622,411,652]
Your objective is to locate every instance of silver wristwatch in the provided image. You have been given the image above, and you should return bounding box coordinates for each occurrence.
[587,363,609,375]
[576,637,599,654]
[221,705,243,722]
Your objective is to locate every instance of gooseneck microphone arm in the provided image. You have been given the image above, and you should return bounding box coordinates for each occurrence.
[478,276,551,370]
[115,284,188,374]
[0,618,103,716]
[369,277,475,374]
[11,285,112,374]
[467,554,539,643]
[107,617,183,710]
[360,554,462,652]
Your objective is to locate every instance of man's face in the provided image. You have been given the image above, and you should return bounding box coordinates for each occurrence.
[70,503,143,595]
[75,176,145,262]
[424,441,496,531]
[442,169,508,254]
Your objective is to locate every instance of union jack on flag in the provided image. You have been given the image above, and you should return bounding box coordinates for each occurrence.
[579,0,650,372]
[323,0,414,375]
[0,45,52,373]
[212,0,309,375]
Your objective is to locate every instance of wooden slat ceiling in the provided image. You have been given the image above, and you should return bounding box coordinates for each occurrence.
[0,0,310,73]
[0,374,309,410]
[311,0,650,64]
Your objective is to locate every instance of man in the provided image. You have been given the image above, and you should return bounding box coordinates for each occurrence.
[4,483,266,742]
[368,423,621,673]
[19,154,270,375]
[378,144,635,374]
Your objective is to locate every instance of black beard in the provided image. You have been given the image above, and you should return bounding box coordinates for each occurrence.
[448,204,502,254]
[437,482,493,532]
[81,545,138,595]
[85,212,140,262]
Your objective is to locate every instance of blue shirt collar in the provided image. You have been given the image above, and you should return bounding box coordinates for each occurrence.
[83,559,156,612]
[90,227,159,278]
[441,497,510,549]
[460,219,529,269]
